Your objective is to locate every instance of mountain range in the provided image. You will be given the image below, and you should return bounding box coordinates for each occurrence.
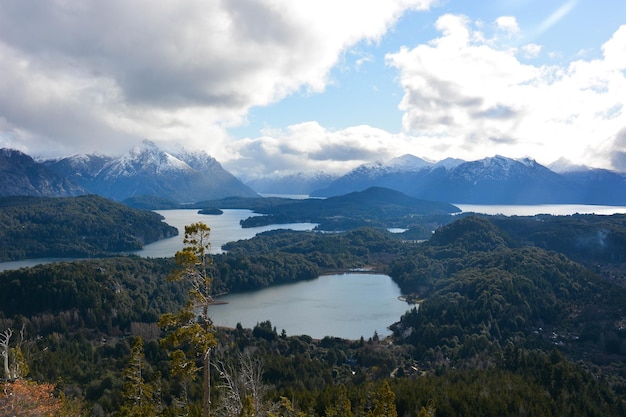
[1,141,257,203]
[310,154,626,205]
[3,144,626,205]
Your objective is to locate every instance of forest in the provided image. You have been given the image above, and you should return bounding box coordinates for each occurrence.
[0,195,177,261]
[199,187,459,235]
[2,202,626,415]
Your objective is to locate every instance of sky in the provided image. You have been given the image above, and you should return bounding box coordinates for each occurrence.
[1,0,626,180]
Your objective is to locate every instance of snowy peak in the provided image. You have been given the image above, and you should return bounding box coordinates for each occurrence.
[172,148,221,173]
[386,154,433,172]
[311,154,626,204]
[455,156,552,181]
[549,157,590,173]
[432,157,464,171]
[108,140,192,177]
[0,148,86,197]
[38,141,257,202]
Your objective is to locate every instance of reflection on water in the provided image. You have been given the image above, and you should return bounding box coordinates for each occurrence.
[210,273,412,340]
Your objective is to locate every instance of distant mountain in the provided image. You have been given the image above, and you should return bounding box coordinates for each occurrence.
[0,149,85,197]
[423,156,577,204]
[560,168,626,205]
[312,155,626,205]
[39,141,258,203]
[82,141,258,202]
[236,186,460,233]
[42,153,113,189]
[313,154,434,197]
[245,170,337,195]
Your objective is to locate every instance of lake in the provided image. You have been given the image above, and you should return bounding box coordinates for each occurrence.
[454,203,626,216]
[210,273,412,340]
[134,209,318,257]
[3,204,626,339]
[140,210,409,339]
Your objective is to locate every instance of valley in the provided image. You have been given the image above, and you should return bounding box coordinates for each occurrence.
[2,192,626,415]
[3,146,626,416]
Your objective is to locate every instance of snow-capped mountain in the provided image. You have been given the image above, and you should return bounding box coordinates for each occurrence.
[311,154,626,204]
[242,154,431,196]
[431,156,577,204]
[386,154,433,172]
[90,141,257,202]
[245,170,337,195]
[18,141,258,203]
[0,149,86,197]
[42,153,113,188]
[311,154,434,197]
[7,145,626,205]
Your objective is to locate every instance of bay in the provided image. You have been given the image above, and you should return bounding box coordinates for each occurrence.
[210,273,411,340]
[0,209,316,271]
[135,209,318,257]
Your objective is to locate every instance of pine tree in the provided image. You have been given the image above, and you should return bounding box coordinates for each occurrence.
[117,337,156,417]
[159,222,217,417]
[368,380,397,417]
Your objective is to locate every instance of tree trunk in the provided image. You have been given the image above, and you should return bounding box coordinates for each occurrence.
[1,329,12,380]
[204,348,211,417]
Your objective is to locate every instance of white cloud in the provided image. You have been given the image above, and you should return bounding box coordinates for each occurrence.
[0,0,436,159]
[226,122,421,179]
[495,16,520,35]
[521,43,542,58]
[386,14,626,169]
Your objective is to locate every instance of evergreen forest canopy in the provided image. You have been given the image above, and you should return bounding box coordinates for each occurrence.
[198,186,460,233]
[2,194,626,415]
[123,186,459,234]
[0,195,177,261]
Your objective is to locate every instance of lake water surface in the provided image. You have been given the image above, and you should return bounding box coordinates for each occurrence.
[142,210,408,339]
[4,204,626,339]
[135,209,318,257]
[455,204,626,216]
[210,273,411,340]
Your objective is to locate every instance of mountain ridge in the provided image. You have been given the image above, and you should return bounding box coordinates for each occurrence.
[2,141,258,203]
[311,154,626,205]
[4,146,626,205]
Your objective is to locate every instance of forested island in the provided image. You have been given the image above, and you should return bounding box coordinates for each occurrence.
[1,196,626,415]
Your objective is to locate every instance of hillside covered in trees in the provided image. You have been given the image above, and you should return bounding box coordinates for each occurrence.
[0,195,177,261]
[2,208,626,415]
[197,187,460,235]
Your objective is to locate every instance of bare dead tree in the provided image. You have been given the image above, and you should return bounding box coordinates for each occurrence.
[0,328,12,380]
[213,353,270,417]
[1,325,28,381]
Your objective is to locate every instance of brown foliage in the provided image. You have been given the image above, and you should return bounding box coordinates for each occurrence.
[0,379,63,417]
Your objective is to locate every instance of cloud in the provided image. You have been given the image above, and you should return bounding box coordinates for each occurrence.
[495,16,520,35]
[521,43,542,58]
[386,14,626,169]
[225,122,421,179]
[0,0,436,159]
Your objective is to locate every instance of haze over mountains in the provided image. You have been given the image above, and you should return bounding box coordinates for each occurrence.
[2,143,626,205]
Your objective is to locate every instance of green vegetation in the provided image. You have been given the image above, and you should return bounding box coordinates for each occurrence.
[198,187,459,235]
[159,222,217,417]
[0,195,177,261]
[2,204,626,415]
